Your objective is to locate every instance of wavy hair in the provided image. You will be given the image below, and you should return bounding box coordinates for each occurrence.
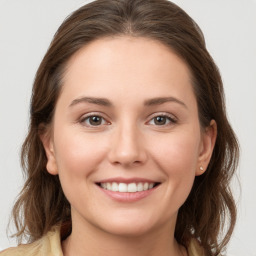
[11,0,239,255]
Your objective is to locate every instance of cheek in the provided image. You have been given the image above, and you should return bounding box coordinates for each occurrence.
[52,129,110,208]
[53,127,108,180]
[151,130,200,170]
[149,129,201,202]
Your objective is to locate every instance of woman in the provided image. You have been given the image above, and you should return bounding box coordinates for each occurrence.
[1,0,239,255]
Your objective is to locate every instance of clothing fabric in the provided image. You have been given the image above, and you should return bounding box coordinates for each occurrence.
[0,226,204,256]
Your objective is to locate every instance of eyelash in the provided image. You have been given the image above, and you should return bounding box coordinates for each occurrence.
[79,112,177,127]
[147,113,177,126]
[79,113,110,127]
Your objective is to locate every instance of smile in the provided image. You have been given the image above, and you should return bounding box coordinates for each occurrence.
[96,179,161,202]
[99,182,158,192]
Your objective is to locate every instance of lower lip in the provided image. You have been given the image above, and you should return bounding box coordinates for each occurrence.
[98,186,158,202]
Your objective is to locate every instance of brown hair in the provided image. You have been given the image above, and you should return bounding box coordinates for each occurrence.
[11,0,239,255]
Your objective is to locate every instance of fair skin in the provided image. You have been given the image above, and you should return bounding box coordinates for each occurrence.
[41,36,216,256]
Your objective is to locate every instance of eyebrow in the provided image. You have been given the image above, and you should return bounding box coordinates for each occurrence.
[69,97,112,107]
[144,97,187,109]
[69,96,187,109]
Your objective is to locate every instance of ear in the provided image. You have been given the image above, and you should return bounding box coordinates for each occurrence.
[39,125,58,175]
[196,120,217,176]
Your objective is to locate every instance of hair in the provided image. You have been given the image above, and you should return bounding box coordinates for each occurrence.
[11,0,239,255]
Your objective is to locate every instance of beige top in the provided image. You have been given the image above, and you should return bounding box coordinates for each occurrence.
[0,227,204,256]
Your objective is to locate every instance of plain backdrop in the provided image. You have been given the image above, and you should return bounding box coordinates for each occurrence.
[0,0,255,255]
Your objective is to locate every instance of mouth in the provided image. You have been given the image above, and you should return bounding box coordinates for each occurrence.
[96,181,161,193]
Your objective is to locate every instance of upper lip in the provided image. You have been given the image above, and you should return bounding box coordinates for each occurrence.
[95,177,161,184]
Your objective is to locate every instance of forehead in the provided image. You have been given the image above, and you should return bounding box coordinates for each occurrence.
[60,36,196,107]
[65,36,191,78]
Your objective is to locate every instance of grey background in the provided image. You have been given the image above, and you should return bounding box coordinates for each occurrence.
[0,0,256,255]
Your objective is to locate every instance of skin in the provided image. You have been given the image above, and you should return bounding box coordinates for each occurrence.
[41,36,216,256]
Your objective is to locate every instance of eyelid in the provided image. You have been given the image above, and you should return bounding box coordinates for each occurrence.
[79,112,111,126]
[146,112,178,125]
[78,111,177,127]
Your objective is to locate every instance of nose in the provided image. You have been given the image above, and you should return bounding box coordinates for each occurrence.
[108,123,147,167]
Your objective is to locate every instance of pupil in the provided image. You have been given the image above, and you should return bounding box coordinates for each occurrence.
[155,116,166,125]
[89,116,101,125]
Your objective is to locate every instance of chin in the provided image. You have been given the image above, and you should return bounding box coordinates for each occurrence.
[92,211,166,238]
[101,222,154,238]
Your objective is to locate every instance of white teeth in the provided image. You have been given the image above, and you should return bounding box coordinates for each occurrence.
[107,182,112,190]
[112,182,118,191]
[127,183,136,192]
[143,182,149,191]
[137,182,143,192]
[118,183,127,192]
[100,182,156,192]
[149,183,154,189]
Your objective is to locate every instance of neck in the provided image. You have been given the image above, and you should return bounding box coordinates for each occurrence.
[62,211,187,256]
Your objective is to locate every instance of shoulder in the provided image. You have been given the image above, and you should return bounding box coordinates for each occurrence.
[187,238,205,256]
[0,226,63,256]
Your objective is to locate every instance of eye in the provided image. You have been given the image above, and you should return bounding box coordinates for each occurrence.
[80,115,108,127]
[148,114,176,126]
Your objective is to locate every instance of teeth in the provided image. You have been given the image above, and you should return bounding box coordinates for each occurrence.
[143,183,149,190]
[137,182,143,192]
[100,182,156,192]
[119,183,127,192]
[112,182,118,191]
[107,182,112,190]
[128,183,136,192]
[149,183,154,189]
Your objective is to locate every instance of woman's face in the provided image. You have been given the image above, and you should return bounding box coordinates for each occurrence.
[42,36,215,237]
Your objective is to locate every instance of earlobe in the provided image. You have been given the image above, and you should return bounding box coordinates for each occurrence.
[39,126,58,175]
[196,120,217,176]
